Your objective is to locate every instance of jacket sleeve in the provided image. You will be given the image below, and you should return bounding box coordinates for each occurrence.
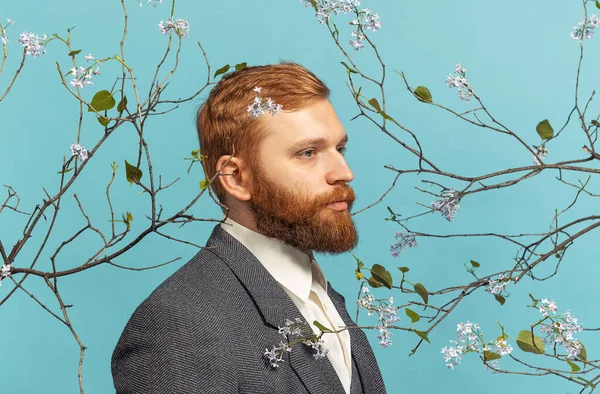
[111,294,239,394]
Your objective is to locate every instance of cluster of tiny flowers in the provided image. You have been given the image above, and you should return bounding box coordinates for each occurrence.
[138,0,163,7]
[301,0,361,22]
[17,32,48,57]
[390,232,417,257]
[485,274,510,296]
[158,17,190,38]
[0,264,11,285]
[538,298,558,317]
[357,286,400,347]
[69,61,100,89]
[494,339,513,356]
[537,300,583,359]
[442,321,512,370]
[431,188,460,222]
[570,14,600,41]
[300,0,381,51]
[264,318,329,368]
[70,144,89,162]
[446,64,473,102]
[247,87,283,118]
[442,321,480,369]
[533,145,548,165]
[1,18,15,45]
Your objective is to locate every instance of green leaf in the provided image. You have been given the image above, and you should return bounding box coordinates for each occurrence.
[371,264,393,289]
[235,62,247,71]
[494,294,506,306]
[483,350,501,361]
[88,90,116,112]
[567,359,581,373]
[405,308,420,323]
[57,167,74,174]
[367,277,383,288]
[516,330,545,354]
[592,119,600,127]
[355,269,365,280]
[578,342,587,362]
[341,61,358,74]
[528,293,539,307]
[368,98,383,112]
[414,86,432,103]
[413,282,428,306]
[97,116,110,127]
[577,377,596,389]
[117,96,128,113]
[124,160,143,185]
[68,49,82,56]
[398,267,409,273]
[313,320,333,333]
[470,260,480,268]
[536,119,554,140]
[214,64,230,78]
[368,98,394,121]
[596,0,600,9]
[308,0,318,10]
[200,179,209,190]
[413,329,430,343]
[351,253,364,268]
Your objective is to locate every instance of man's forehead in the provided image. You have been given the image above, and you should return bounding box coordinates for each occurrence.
[261,100,347,144]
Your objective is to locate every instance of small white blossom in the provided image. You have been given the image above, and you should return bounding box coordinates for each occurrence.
[486,274,510,296]
[138,0,163,6]
[70,143,89,162]
[390,232,417,257]
[1,263,11,278]
[158,17,190,38]
[302,338,329,359]
[248,87,283,118]
[349,31,365,51]
[69,66,96,88]
[17,32,47,57]
[85,53,94,61]
[446,63,473,102]
[357,287,400,347]
[441,343,464,369]
[1,37,7,45]
[7,19,14,25]
[431,188,460,222]
[571,15,599,41]
[265,317,328,367]
[533,145,547,165]
[538,298,558,317]
[494,340,513,356]
[301,0,380,51]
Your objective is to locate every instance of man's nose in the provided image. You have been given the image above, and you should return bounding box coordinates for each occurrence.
[326,155,354,185]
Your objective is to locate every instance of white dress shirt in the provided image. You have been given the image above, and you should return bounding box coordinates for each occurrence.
[221,217,352,393]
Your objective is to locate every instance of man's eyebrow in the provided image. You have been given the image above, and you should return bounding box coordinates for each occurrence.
[288,134,349,151]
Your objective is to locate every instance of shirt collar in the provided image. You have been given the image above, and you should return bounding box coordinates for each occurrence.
[220,217,328,302]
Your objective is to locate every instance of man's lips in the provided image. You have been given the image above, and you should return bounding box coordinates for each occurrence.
[327,199,350,211]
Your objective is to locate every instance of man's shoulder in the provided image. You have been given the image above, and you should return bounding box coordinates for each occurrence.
[134,246,238,316]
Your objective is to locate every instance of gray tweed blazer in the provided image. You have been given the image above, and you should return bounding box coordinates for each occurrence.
[112,224,386,394]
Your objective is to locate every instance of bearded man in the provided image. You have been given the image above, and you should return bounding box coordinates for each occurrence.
[111,62,386,394]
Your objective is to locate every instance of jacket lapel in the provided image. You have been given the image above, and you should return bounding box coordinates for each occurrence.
[327,284,377,394]
[205,224,345,394]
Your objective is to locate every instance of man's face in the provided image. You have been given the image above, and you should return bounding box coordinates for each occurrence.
[248,98,358,254]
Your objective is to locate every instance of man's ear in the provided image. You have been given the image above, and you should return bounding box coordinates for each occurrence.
[215,155,252,202]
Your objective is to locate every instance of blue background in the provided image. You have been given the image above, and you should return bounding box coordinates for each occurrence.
[1,0,597,392]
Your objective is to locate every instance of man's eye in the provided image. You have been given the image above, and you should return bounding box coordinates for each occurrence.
[338,146,347,155]
[299,149,316,158]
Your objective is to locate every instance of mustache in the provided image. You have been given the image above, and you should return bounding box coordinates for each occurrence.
[315,185,356,206]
